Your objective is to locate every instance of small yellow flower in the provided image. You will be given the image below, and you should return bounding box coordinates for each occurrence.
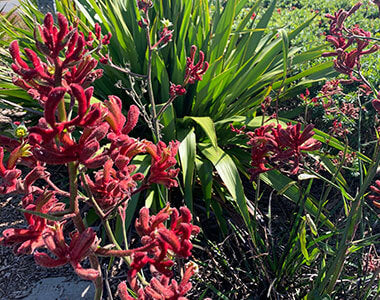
[10,122,28,139]
[15,126,28,138]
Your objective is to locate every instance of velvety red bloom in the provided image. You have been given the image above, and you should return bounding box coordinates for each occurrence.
[104,96,140,136]
[94,24,112,45]
[84,157,144,210]
[299,89,317,106]
[152,27,174,49]
[169,83,186,97]
[28,85,109,166]
[245,124,277,178]
[34,224,100,281]
[0,192,64,254]
[321,80,342,100]
[369,180,380,209]
[0,146,26,194]
[118,281,135,300]
[119,262,200,300]
[10,13,110,104]
[322,3,379,81]
[127,205,200,292]
[184,45,209,84]
[146,141,180,188]
[137,0,153,13]
[99,54,109,64]
[235,122,321,177]
[273,123,321,174]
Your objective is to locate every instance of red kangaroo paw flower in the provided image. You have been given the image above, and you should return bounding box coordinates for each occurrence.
[44,87,67,128]
[22,166,47,193]
[34,252,68,267]
[9,40,28,68]
[104,95,126,134]
[157,228,181,253]
[43,13,54,31]
[70,84,89,122]
[169,83,186,97]
[122,105,140,135]
[1,192,63,254]
[322,3,378,79]
[147,141,180,188]
[56,13,69,48]
[184,45,209,84]
[117,281,135,300]
[135,207,151,236]
[73,264,100,281]
[69,228,97,262]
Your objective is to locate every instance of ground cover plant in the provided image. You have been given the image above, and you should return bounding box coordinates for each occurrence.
[0,0,379,299]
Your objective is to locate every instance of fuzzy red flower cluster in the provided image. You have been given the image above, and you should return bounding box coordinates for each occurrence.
[118,262,200,300]
[169,46,209,98]
[371,92,380,115]
[11,12,110,104]
[0,192,64,254]
[322,3,379,81]
[34,225,100,281]
[0,12,180,212]
[115,205,200,300]
[233,122,321,178]
[184,45,209,85]
[369,180,380,209]
[0,12,182,283]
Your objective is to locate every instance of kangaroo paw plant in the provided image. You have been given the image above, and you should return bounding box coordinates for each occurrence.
[0,11,202,300]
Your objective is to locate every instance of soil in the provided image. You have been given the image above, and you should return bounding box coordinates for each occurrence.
[0,194,77,300]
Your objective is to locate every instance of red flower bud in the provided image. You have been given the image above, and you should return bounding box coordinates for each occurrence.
[44,87,67,128]
[122,105,140,135]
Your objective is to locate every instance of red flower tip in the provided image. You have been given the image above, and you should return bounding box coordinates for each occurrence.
[104,95,126,134]
[169,83,186,97]
[118,281,134,300]
[43,13,54,31]
[73,264,100,281]
[44,87,67,128]
[157,228,181,253]
[179,206,192,223]
[372,99,380,114]
[9,41,28,69]
[57,13,69,44]
[69,228,97,262]
[34,251,67,268]
[136,207,151,236]
[185,46,209,84]
[122,105,140,135]
[70,84,89,120]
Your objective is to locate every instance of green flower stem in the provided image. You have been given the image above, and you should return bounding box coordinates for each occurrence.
[103,220,148,285]
[310,150,380,297]
[103,220,131,265]
[81,171,147,284]
[80,172,105,219]
[121,214,128,251]
[316,139,348,224]
[144,11,160,141]
[68,163,103,300]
